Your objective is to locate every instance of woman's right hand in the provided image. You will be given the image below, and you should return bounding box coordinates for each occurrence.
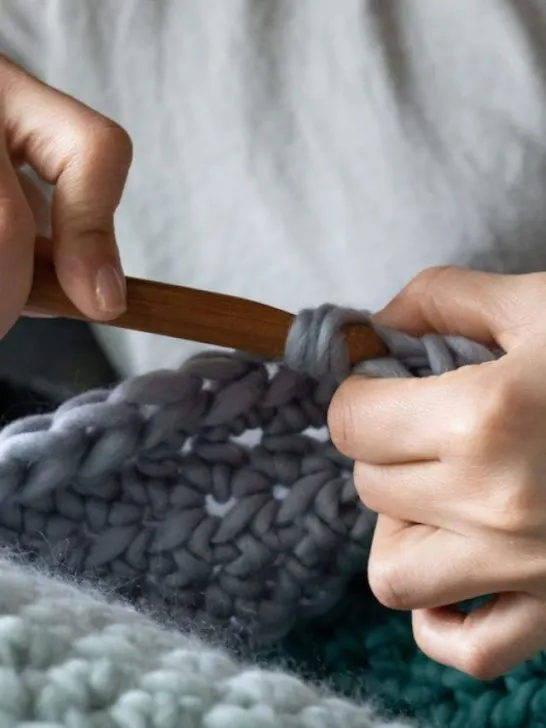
[0,54,133,338]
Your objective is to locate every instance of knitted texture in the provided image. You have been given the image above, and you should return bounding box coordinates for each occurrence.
[0,552,412,727]
[0,303,526,727]
[0,306,497,646]
[265,577,546,728]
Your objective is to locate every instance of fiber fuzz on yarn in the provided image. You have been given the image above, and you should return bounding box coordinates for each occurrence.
[0,553,412,728]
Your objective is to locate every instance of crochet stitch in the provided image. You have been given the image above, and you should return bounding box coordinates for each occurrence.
[0,307,497,645]
[0,303,522,727]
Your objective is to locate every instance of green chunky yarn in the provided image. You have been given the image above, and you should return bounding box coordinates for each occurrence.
[264,579,546,727]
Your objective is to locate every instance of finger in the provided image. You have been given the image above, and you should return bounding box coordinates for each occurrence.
[412,593,546,679]
[16,170,54,319]
[16,168,50,236]
[1,56,132,320]
[354,461,460,527]
[368,516,528,611]
[15,162,55,318]
[329,370,474,464]
[0,142,36,336]
[374,266,546,351]
[16,170,52,268]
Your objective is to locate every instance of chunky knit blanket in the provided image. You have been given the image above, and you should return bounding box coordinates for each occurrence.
[0,304,539,727]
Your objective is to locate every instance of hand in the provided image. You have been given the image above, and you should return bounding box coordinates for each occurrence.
[328,266,546,680]
[0,54,133,337]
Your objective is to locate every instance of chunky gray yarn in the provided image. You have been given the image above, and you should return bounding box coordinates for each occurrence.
[0,305,499,646]
[284,304,372,381]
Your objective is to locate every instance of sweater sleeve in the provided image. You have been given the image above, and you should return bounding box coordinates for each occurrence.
[0,0,47,77]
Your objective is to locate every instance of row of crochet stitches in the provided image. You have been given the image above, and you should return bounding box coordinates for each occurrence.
[0,306,497,647]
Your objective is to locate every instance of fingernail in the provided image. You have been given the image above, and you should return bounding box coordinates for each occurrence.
[95,264,127,314]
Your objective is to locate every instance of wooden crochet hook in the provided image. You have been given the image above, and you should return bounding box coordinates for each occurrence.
[26,264,387,364]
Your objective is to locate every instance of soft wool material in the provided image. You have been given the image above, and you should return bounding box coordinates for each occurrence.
[0,305,529,728]
[266,580,546,727]
[0,554,410,728]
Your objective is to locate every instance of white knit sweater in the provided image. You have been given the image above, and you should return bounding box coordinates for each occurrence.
[3,0,546,376]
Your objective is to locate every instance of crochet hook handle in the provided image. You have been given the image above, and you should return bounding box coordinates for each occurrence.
[26,264,386,363]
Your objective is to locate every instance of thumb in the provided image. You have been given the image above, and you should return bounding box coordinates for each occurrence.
[373,266,544,350]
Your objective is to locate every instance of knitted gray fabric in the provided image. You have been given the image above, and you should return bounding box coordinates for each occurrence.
[0,305,498,646]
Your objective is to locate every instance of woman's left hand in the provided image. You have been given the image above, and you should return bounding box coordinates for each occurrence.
[328,266,546,680]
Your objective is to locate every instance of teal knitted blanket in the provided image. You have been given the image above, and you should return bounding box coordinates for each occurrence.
[267,579,546,727]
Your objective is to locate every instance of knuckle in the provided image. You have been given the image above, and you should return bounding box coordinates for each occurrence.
[486,479,536,534]
[456,642,503,681]
[413,625,503,681]
[79,117,133,168]
[403,265,456,303]
[0,196,35,245]
[448,408,495,458]
[486,375,532,428]
[449,374,528,458]
[390,266,458,326]
[368,557,412,611]
[411,265,455,290]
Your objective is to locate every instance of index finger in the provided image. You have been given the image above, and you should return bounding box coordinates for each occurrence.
[328,366,480,464]
[374,266,546,352]
[1,56,132,319]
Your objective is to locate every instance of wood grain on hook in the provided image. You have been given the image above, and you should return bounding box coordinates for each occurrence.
[26,264,387,364]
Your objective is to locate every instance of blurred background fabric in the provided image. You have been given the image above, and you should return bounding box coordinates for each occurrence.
[0,317,118,423]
